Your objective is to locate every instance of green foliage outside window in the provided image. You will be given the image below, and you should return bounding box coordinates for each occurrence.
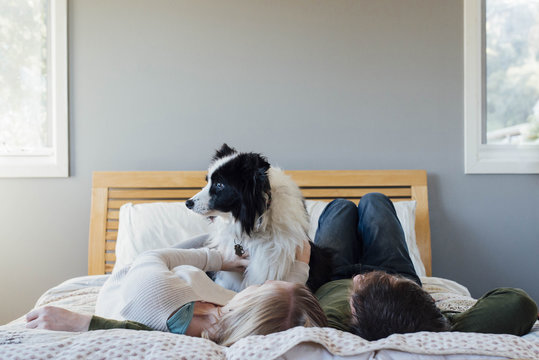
[486,0,539,144]
[0,0,49,153]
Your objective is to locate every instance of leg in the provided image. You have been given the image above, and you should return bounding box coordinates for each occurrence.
[314,199,360,279]
[340,193,420,285]
[448,288,538,335]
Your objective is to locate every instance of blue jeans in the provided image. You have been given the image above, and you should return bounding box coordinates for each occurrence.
[314,193,421,285]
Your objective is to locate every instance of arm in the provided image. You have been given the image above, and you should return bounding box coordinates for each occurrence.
[112,247,239,331]
[119,248,216,331]
[283,240,311,284]
[26,306,92,332]
[89,315,154,331]
[25,306,154,332]
[136,247,247,274]
[137,247,223,272]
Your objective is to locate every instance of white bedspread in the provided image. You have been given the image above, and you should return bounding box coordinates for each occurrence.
[1,276,538,360]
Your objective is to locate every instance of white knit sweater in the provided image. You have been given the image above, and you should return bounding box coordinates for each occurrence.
[95,248,309,332]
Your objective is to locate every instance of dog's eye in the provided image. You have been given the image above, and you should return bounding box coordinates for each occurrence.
[214,182,225,191]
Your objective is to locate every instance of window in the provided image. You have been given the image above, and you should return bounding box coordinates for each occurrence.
[0,0,68,177]
[464,0,539,174]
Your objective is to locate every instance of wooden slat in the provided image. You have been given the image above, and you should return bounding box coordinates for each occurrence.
[93,171,207,188]
[107,220,118,230]
[105,263,114,273]
[108,199,187,209]
[109,189,202,199]
[105,231,118,241]
[105,241,116,251]
[94,170,427,188]
[105,252,116,262]
[301,187,411,198]
[109,187,411,202]
[108,210,119,220]
[287,170,427,187]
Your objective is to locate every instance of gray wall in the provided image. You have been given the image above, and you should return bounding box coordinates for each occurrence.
[1,0,538,324]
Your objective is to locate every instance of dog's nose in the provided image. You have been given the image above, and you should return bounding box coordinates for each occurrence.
[185,199,194,209]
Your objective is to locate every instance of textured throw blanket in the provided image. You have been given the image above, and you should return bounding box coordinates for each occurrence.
[1,276,538,360]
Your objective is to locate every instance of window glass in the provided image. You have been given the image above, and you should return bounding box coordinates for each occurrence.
[0,0,50,155]
[485,0,539,145]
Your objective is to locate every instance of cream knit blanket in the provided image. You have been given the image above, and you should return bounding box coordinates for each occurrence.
[1,275,538,360]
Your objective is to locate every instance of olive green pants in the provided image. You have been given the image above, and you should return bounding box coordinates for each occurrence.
[444,288,538,336]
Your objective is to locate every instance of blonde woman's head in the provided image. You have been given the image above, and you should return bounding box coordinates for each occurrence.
[205,281,327,346]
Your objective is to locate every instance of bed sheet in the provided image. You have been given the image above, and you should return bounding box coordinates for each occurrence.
[1,275,538,360]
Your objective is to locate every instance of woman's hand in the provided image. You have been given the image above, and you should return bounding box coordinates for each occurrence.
[296,240,311,264]
[25,306,92,332]
[221,253,249,273]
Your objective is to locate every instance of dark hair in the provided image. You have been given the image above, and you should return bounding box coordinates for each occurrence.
[350,271,450,341]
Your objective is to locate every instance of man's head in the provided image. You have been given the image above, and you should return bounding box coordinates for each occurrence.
[349,271,450,341]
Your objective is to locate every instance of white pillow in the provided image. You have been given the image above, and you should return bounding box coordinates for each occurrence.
[115,199,426,277]
[114,202,211,270]
[304,200,329,240]
[305,199,426,277]
[393,200,426,277]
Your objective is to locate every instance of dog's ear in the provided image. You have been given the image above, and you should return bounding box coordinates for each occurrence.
[237,154,271,235]
[213,143,237,161]
[252,158,270,195]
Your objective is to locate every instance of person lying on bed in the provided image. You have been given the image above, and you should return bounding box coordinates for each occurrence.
[312,194,538,340]
[25,242,327,346]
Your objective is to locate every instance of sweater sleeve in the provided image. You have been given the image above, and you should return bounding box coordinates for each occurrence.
[117,248,223,331]
[283,261,310,284]
[89,315,154,331]
[140,247,223,272]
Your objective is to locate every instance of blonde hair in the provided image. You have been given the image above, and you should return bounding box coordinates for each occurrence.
[203,283,327,346]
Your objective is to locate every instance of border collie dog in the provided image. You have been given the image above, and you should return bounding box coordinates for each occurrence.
[185,144,332,292]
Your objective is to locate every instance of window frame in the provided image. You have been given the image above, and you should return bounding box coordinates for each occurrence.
[464,0,539,174]
[0,0,68,178]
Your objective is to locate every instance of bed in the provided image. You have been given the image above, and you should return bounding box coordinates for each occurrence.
[1,170,538,360]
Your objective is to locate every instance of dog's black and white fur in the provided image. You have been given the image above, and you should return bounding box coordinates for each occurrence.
[185,144,332,292]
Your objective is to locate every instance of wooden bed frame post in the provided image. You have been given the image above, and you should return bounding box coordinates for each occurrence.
[411,182,432,276]
[88,183,108,275]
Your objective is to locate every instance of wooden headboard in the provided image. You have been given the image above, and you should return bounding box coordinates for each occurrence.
[88,170,432,276]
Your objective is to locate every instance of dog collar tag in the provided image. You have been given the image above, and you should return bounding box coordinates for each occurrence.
[234,244,245,256]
